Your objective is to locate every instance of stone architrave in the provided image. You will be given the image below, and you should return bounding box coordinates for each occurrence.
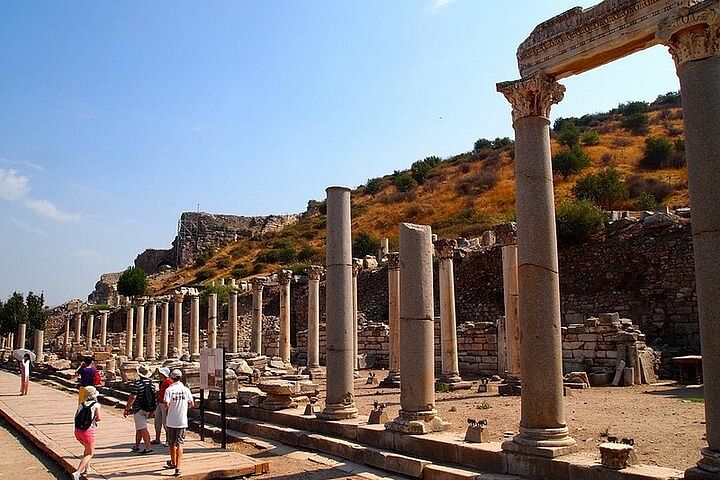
[278,269,293,364]
[208,293,218,349]
[386,223,446,434]
[160,300,169,359]
[380,252,401,388]
[99,311,109,347]
[189,290,200,361]
[318,186,358,420]
[173,292,184,358]
[85,313,94,351]
[228,289,238,353]
[502,244,521,381]
[146,300,157,360]
[250,278,266,355]
[497,71,576,454]
[33,329,44,362]
[125,307,134,358]
[135,301,145,361]
[305,265,324,374]
[658,6,720,478]
[434,239,467,388]
[74,312,82,344]
[351,258,362,373]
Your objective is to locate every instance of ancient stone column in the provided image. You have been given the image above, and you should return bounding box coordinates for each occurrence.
[497,71,576,452]
[351,258,362,373]
[502,244,521,381]
[8,333,14,351]
[228,289,238,353]
[387,223,445,434]
[380,252,401,388]
[380,237,389,258]
[435,239,465,387]
[33,329,44,362]
[659,14,720,478]
[160,300,169,359]
[85,313,94,351]
[278,269,293,364]
[63,319,70,353]
[135,301,145,361]
[146,300,157,360]
[99,310,109,347]
[74,312,82,344]
[173,292,184,358]
[250,278,266,355]
[305,265,324,374]
[125,307,134,357]
[16,323,26,350]
[189,290,200,361]
[208,293,218,349]
[318,186,358,420]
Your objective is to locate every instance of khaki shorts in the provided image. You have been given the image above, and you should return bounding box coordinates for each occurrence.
[133,410,149,431]
[154,404,167,431]
[167,427,186,446]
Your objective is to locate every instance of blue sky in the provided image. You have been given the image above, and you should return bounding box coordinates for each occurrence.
[0,1,681,306]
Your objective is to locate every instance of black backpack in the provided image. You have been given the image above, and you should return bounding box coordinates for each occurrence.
[138,382,156,412]
[75,402,96,430]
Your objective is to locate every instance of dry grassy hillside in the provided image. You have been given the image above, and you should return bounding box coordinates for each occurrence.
[149,94,688,295]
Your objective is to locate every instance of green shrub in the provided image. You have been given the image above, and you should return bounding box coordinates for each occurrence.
[256,247,296,264]
[353,232,380,258]
[621,113,649,135]
[231,264,250,279]
[286,263,311,275]
[252,262,267,274]
[297,247,318,262]
[618,101,649,116]
[200,283,234,304]
[626,174,675,203]
[456,167,500,195]
[230,245,249,259]
[634,192,657,210]
[641,137,674,169]
[364,177,382,196]
[474,138,493,152]
[571,169,628,209]
[194,247,216,267]
[580,131,600,146]
[411,156,441,185]
[557,121,580,147]
[556,200,606,244]
[216,257,231,269]
[195,268,216,283]
[672,139,686,168]
[394,174,417,192]
[552,145,591,178]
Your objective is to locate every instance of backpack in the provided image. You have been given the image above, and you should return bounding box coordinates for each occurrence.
[74,402,96,431]
[92,370,102,386]
[138,382,156,412]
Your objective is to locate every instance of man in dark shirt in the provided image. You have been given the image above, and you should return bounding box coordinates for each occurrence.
[76,357,97,404]
[123,365,155,454]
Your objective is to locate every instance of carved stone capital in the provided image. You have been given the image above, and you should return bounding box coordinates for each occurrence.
[173,291,185,303]
[352,258,363,276]
[660,4,720,68]
[497,71,565,124]
[434,239,457,260]
[251,277,267,292]
[305,265,325,281]
[277,269,293,286]
[386,252,400,271]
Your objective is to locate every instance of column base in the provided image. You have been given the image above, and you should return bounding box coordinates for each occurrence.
[190,354,200,362]
[385,409,450,435]
[305,366,324,378]
[379,371,401,388]
[498,379,522,396]
[317,402,358,421]
[134,357,145,362]
[686,449,720,479]
[436,375,472,391]
[502,426,577,458]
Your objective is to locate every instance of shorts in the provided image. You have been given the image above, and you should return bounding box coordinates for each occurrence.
[133,410,149,431]
[75,427,95,445]
[154,404,168,431]
[166,427,186,446]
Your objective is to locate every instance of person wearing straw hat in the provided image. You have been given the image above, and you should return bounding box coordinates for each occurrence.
[72,385,102,480]
[152,367,173,446]
[123,364,156,454]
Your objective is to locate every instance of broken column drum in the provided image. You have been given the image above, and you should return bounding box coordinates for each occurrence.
[305,265,324,374]
[435,238,462,385]
[250,278,266,355]
[278,269,293,364]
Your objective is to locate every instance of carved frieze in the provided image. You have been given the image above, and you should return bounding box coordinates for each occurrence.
[497,71,566,124]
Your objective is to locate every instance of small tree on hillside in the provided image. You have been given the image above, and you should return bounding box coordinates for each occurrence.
[552,145,591,178]
[556,200,606,245]
[641,137,674,169]
[394,174,417,192]
[571,169,629,210]
[557,121,581,147]
[352,232,380,258]
[26,291,46,330]
[117,266,148,302]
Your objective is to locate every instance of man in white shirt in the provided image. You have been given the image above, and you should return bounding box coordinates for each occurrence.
[163,369,195,477]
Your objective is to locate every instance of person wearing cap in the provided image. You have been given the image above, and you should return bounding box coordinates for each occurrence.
[123,364,156,454]
[163,369,195,477]
[153,367,173,446]
[72,385,101,480]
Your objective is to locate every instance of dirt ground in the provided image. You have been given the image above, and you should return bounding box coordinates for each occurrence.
[0,417,66,479]
[310,370,707,471]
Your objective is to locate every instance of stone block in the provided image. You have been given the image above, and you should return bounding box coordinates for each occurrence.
[364,448,430,478]
[504,451,571,480]
[563,341,585,350]
[395,432,460,464]
[578,334,599,342]
[456,442,507,473]
[357,424,395,450]
[298,433,366,463]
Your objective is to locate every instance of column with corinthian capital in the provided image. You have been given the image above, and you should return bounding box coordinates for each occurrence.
[305,265,324,375]
[173,292,184,358]
[250,278,266,355]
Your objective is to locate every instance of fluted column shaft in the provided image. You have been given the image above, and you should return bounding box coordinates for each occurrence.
[74,313,82,344]
[99,311,108,347]
[385,253,401,383]
[352,259,361,372]
[250,280,265,355]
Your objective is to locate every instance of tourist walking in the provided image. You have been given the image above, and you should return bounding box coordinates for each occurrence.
[76,356,99,403]
[152,367,173,446]
[163,369,195,477]
[18,353,31,395]
[72,385,102,480]
[123,365,156,454]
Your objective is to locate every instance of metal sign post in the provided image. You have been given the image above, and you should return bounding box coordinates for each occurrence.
[221,347,227,449]
[199,388,205,441]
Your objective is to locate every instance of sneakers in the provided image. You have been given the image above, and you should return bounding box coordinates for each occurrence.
[151,439,160,445]
[164,461,175,469]
[71,472,81,480]
[174,469,181,477]
[139,449,153,455]
[130,446,140,452]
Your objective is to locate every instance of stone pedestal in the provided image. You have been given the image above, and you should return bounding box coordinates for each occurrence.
[85,314,94,351]
[380,253,401,388]
[33,329,44,362]
[125,307,134,358]
[17,323,27,350]
[502,244,521,382]
[135,302,145,361]
[160,301,169,360]
[306,266,324,375]
[318,186,358,420]
[250,278,266,355]
[173,292,184,358]
[599,443,638,469]
[278,269,293,364]
[497,72,576,453]
[74,313,82,344]
[386,223,447,434]
[257,380,301,411]
[99,311,109,347]
[228,290,238,352]
[189,291,200,361]
[146,301,157,360]
[208,293,217,349]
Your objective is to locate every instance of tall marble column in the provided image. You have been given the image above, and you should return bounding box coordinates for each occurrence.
[502,244,521,381]
[63,319,70,354]
[250,278,266,355]
[380,237,389,258]
[351,258,362,374]
[497,71,576,453]
[160,300,169,360]
[228,289,238,353]
[17,323,26,350]
[85,313,94,351]
[208,293,218,349]
[318,186,358,420]
[278,269,293,364]
[387,223,446,434]
[659,12,720,478]
[173,292,184,358]
[146,300,157,360]
[305,265,324,374]
[435,239,467,388]
[380,252,401,388]
[34,329,44,362]
[74,312,82,344]
[8,333,14,352]
[99,310,109,347]
[135,301,145,361]
[189,290,200,361]
[125,308,134,357]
